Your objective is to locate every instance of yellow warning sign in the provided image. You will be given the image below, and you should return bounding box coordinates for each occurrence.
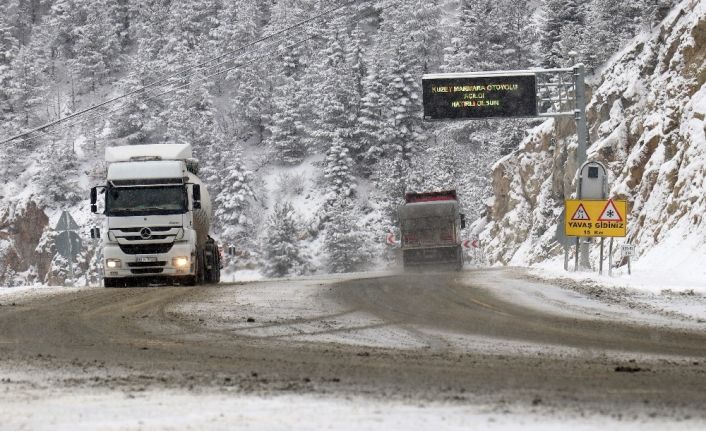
[564,199,628,237]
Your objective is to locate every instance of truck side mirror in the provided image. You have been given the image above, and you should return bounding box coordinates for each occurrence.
[460,214,466,229]
[90,227,100,239]
[90,187,98,213]
[193,184,201,210]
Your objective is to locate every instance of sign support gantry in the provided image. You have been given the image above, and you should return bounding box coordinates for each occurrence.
[422,63,591,270]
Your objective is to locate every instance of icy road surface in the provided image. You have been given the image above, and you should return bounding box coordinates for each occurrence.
[1,268,706,429]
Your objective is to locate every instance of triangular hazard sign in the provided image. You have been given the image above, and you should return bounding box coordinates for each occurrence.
[597,199,623,222]
[56,211,79,231]
[571,203,591,221]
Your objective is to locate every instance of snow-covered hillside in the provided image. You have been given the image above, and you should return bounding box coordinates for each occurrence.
[0,0,673,285]
[478,0,706,278]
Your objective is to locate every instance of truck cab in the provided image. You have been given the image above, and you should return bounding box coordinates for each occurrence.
[91,144,220,287]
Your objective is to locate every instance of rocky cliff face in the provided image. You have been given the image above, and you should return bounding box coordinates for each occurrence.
[0,199,52,285]
[478,0,706,267]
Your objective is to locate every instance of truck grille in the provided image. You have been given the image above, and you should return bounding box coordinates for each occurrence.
[115,226,174,233]
[111,227,181,244]
[130,268,165,275]
[122,235,170,241]
[127,261,167,268]
[119,243,173,254]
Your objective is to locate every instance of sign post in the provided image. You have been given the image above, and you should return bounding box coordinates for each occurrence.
[55,211,81,286]
[621,244,635,275]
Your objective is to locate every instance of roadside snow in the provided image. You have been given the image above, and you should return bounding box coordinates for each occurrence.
[0,284,87,302]
[221,269,264,283]
[0,386,700,431]
[529,245,706,323]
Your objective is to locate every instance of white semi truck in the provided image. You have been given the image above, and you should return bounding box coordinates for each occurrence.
[90,144,221,287]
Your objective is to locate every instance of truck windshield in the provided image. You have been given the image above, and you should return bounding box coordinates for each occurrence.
[105,186,187,216]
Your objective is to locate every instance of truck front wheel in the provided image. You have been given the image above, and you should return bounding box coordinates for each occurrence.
[104,278,122,288]
[180,275,197,286]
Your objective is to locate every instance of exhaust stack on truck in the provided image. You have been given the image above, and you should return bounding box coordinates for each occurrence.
[91,144,221,287]
[398,190,465,270]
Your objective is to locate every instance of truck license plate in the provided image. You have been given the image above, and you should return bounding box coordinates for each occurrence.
[136,256,157,263]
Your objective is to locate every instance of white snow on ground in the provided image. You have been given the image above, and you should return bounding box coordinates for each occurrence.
[529,237,706,323]
[0,385,701,431]
[259,154,326,222]
[0,284,87,302]
[470,270,706,329]
[221,269,265,283]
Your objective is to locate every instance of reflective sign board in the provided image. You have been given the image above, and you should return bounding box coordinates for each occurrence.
[564,199,628,237]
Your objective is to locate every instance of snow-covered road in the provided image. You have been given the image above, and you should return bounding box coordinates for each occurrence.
[1,268,706,430]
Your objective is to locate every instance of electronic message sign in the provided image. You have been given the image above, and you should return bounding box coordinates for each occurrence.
[422,73,538,120]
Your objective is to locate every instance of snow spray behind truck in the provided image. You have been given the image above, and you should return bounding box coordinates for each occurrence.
[91,144,221,287]
[398,190,465,270]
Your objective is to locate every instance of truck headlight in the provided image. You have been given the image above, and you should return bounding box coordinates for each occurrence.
[106,259,122,268]
[172,256,189,268]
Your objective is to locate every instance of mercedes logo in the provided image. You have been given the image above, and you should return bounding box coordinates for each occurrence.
[140,227,152,239]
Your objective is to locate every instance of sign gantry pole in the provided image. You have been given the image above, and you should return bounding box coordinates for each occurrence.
[573,64,591,270]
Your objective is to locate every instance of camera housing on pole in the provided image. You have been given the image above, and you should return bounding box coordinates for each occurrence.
[577,161,608,272]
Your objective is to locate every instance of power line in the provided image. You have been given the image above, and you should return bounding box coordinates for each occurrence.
[0,0,365,145]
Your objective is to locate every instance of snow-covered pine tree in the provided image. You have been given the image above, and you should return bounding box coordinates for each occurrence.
[370,153,409,224]
[346,23,367,106]
[226,62,271,145]
[323,131,356,208]
[108,74,156,146]
[502,0,539,69]
[382,46,423,163]
[33,139,82,208]
[307,17,358,156]
[72,2,122,93]
[398,0,443,75]
[0,16,19,128]
[208,0,260,55]
[353,66,388,176]
[324,197,373,273]
[540,0,586,68]
[407,136,458,194]
[265,76,306,165]
[213,148,256,244]
[261,202,310,277]
[162,77,217,157]
[7,44,46,128]
[585,0,643,68]
[442,0,491,73]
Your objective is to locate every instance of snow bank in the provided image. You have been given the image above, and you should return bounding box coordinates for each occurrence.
[1,388,701,431]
